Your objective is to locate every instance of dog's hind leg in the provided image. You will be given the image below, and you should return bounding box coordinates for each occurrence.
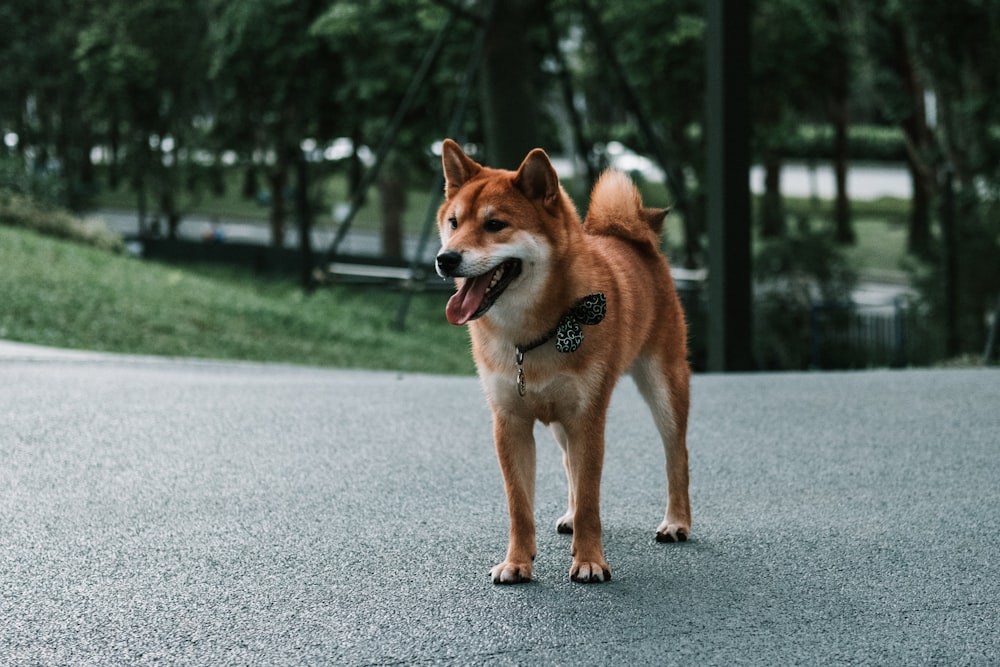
[631,355,692,542]
[550,423,576,534]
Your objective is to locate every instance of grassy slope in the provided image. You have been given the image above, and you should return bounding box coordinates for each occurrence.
[0,225,474,374]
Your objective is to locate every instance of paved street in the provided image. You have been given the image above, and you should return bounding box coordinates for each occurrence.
[1,341,998,665]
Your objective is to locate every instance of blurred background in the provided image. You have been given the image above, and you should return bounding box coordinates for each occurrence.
[1,0,998,372]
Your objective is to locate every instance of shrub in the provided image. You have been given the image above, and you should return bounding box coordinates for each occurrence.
[753,224,857,369]
[909,190,1000,361]
[0,190,123,253]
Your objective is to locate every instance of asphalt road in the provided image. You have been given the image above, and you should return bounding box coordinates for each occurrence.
[1,341,998,665]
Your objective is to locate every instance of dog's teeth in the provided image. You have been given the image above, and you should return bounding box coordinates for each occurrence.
[490,267,503,289]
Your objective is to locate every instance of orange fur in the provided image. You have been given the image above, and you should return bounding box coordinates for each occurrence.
[435,139,691,584]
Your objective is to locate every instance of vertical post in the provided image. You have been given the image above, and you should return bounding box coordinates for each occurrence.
[705,0,753,371]
[810,304,825,370]
[481,0,541,168]
[893,296,907,368]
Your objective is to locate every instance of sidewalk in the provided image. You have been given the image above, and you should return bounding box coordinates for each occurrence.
[2,344,997,664]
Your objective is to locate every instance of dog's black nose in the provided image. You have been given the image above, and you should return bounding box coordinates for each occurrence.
[436,250,463,277]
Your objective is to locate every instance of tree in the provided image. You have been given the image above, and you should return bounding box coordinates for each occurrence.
[822,0,855,245]
[0,0,93,209]
[899,0,1000,355]
[76,0,212,236]
[750,0,845,240]
[861,5,936,256]
[573,0,707,267]
[311,0,470,260]
[210,0,341,248]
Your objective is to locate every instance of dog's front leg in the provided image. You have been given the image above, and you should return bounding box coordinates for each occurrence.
[562,419,611,583]
[491,412,537,584]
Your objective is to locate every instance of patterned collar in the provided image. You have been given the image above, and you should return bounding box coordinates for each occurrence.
[514,293,607,396]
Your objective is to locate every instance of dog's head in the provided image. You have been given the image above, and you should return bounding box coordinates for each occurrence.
[435,139,575,326]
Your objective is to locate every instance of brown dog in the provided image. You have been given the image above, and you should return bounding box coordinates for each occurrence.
[435,139,691,583]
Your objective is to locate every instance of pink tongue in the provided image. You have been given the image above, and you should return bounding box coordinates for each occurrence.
[445,272,494,325]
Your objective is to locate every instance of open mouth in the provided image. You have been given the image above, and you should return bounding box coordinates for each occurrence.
[445,259,523,325]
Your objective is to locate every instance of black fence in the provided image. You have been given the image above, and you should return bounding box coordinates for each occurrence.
[678,280,940,371]
[810,299,908,369]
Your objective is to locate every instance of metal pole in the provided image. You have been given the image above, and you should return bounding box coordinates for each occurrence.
[705,0,753,371]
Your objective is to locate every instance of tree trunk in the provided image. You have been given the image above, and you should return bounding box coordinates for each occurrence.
[295,151,314,290]
[136,183,148,238]
[760,154,785,238]
[888,19,934,256]
[906,156,932,255]
[268,166,287,249]
[826,1,854,245]
[831,106,854,245]
[480,0,542,169]
[162,189,180,241]
[242,165,258,200]
[378,159,407,261]
[133,140,150,237]
[348,126,364,200]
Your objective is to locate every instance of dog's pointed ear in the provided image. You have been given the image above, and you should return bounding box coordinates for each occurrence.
[643,207,670,235]
[514,148,559,208]
[441,139,481,199]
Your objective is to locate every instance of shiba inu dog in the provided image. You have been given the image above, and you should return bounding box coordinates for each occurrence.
[435,139,691,584]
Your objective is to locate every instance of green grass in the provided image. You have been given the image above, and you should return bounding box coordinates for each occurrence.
[0,225,475,374]
[784,196,912,282]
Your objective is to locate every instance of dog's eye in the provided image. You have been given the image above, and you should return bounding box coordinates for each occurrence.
[449,216,458,230]
[484,219,508,233]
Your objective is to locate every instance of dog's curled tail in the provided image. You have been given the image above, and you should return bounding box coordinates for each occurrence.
[585,169,668,245]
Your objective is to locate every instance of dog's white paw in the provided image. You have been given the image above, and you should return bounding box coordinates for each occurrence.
[655,521,690,543]
[555,512,574,534]
[490,561,533,585]
[570,559,611,583]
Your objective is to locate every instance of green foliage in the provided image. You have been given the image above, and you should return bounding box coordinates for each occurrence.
[909,193,1000,356]
[868,0,1000,359]
[310,0,459,158]
[0,152,66,207]
[753,225,857,369]
[752,0,833,126]
[0,189,123,253]
[774,125,907,162]
[0,225,473,374]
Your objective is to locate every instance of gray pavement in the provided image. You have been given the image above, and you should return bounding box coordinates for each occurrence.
[1,341,998,665]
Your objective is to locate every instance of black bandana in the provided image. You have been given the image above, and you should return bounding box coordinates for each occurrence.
[514,292,607,396]
[553,293,607,352]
